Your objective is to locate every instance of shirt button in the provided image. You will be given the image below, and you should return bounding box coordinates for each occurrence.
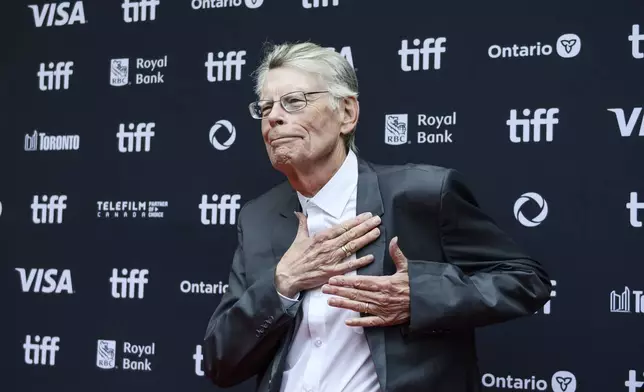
[315,338,322,347]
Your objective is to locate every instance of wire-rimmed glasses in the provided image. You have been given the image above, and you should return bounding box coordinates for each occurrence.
[248,90,329,119]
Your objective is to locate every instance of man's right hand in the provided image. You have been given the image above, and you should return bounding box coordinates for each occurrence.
[275,211,382,298]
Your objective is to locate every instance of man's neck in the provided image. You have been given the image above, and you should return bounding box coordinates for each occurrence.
[283,147,348,198]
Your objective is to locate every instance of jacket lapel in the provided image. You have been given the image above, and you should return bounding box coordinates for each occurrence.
[355,158,386,277]
[268,187,301,392]
[355,158,388,391]
[272,189,300,262]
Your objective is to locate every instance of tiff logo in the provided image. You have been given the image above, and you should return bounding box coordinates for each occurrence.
[611,286,644,314]
[629,24,643,59]
[31,195,67,224]
[24,335,60,366]
[507,108,559,143]
[16,268,73,294]
[28,1,87,27]
[399,38,447,71]
[627,192,644,228]
[626,370,644,392]
[117,122,155,152]
[110,268,149,299]
[302,0,339,8]
[607,107,644,137]
[122,0,159,22]
[199,194,241,225]
[205,51,246,82]
[38,61,74,91]
[193,345,204,376]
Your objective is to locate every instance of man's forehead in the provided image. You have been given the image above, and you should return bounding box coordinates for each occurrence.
[260,68,322,98]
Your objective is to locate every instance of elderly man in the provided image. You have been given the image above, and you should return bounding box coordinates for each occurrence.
[202,41,552,392]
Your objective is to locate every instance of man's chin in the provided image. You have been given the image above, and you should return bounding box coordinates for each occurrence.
[270,148,297,167]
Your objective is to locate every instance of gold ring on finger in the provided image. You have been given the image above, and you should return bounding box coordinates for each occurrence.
[341,245,351,257]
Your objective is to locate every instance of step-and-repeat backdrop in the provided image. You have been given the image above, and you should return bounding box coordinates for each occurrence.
[3,1,643,391]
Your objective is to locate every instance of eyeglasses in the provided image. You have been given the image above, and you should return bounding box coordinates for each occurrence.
[248,90,329,119]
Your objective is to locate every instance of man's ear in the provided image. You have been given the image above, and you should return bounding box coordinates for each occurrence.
[340,96,359,136]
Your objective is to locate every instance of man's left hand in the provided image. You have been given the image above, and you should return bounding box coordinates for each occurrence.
[322,236,410,328]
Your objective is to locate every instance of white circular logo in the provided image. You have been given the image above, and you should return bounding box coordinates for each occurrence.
[209,120,236,151]
[0,201,3,217]
[556,33,581,58]
[513,192,548,227]
[244,0,264,8]
[551,370,577,392]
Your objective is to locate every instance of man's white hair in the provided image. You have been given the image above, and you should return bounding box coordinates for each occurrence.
[252,41,359,154]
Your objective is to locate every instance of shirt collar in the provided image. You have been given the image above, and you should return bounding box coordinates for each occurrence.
[296,150,358,219]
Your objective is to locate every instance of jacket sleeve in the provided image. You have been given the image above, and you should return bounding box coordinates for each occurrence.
[405,169,552,335]
[202,204,302,387]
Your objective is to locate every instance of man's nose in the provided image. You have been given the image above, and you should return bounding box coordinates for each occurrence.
[266,103,286,127]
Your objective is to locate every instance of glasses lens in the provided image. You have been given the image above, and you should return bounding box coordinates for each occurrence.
[281,92,307,112]
[249,102,260,119]
[249,101,271,119]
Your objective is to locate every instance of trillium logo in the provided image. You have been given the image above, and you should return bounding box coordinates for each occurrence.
[244,0,263,8]
[551,371,577,392]
[555,34,581,58]
[513,192,548,227]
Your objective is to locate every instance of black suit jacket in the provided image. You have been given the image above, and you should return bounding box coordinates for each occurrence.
[203,158,552,392]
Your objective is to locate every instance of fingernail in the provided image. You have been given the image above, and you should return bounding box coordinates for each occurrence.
[364,212,372,218]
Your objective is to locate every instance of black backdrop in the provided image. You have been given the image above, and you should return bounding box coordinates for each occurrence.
[3,1,644,391]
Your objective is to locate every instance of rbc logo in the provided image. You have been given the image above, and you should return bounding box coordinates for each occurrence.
[110,59,129,86]
[384,114,408,145]
[96,340,117,369]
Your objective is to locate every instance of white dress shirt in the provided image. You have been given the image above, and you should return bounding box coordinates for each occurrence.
[277,150,381,392]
